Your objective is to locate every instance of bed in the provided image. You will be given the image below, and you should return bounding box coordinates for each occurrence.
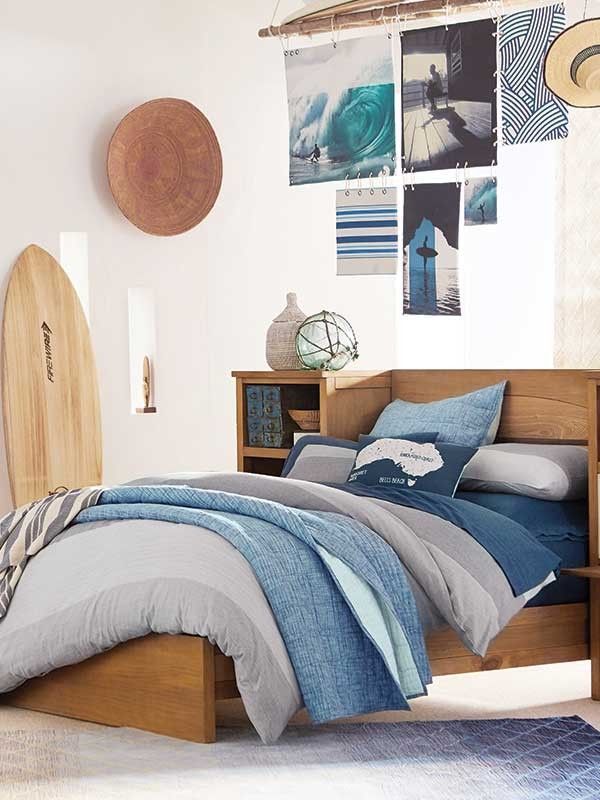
[1,369,598,743]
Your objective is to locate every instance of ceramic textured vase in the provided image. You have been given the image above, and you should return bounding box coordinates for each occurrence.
[266,292,307,370]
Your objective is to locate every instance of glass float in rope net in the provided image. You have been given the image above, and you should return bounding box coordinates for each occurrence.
[295,311,359,371]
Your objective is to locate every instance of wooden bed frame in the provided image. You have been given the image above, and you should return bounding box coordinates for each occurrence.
[3,369,599,743]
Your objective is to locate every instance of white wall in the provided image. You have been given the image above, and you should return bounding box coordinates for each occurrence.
[397,141,558,369]
[0,1,560,514]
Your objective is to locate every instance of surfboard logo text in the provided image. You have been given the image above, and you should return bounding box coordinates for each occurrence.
[41,322,55,383]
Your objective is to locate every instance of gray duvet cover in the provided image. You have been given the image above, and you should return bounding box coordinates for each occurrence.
[0,473,550,742]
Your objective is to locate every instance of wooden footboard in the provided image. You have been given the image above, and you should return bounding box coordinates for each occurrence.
[1,603,589,743]
[2,634,236,744]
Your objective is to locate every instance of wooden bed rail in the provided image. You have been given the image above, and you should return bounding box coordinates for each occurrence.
[4,603,589,742]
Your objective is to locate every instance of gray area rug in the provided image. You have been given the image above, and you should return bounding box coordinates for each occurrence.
[1,717,599,799]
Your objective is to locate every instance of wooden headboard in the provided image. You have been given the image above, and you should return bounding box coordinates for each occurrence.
[391,370,590,444]
[392,369,600,566]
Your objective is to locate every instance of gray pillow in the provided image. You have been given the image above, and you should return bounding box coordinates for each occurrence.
[370,382,507,448]
[282,436,359,484]
[459,443,588,501]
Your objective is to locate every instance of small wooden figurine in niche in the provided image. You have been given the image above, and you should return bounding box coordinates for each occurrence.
[136,355,156,414]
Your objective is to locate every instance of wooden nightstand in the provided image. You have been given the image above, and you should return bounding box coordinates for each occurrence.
[578,372,600,701]
[232,370,392,476]
[564,566,600,700]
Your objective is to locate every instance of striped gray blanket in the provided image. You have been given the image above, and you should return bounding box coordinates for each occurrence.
[0,488,103,619]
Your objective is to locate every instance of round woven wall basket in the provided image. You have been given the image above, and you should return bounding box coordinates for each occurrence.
[107,98,223,236]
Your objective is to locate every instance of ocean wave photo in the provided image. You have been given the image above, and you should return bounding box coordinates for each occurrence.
[286,37,397,186]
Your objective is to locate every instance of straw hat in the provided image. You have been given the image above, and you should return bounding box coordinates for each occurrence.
[545,19,600,107]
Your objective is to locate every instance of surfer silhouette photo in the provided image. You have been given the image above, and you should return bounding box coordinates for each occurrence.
[416,235,438,268]
[308,143,321,163]
[401,20,497,172]
[464,177,497,226]
[403,183,461,316]
[425,64,444,113]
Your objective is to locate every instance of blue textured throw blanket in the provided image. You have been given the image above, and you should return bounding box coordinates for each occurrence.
[77,486,430,723]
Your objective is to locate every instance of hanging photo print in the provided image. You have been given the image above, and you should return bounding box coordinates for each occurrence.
[401,19,497,172]
[403,183,461,316]
[286,37,396,186]
[336,186,398,276]
[500,5,568,145]
[464,178,497,226]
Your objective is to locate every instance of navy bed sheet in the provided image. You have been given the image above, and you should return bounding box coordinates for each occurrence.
[455,491,589,607]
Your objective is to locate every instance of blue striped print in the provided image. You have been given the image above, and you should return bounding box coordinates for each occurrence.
[337,235,398,244]
[338,247,398,253]
[338,251,398,257]
[336,190,398,273]
[336,212,397,218]
[336,206,397,213]
[336,219,397,225]
[337,211,397,215]
[336,220,398,229]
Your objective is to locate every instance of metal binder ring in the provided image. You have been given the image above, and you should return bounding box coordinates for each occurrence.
[381,166,389,194]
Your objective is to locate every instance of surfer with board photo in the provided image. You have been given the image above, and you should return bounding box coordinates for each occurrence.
[308,142,321,163]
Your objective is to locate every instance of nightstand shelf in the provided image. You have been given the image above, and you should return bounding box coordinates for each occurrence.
[233,370,392,476]
[242,447,291,460]
[562,564,600,700]
[563,567,600,580]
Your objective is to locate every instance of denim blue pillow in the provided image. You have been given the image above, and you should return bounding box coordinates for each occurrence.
[370,381,507,448]
[347,438,477,497]
[358,433,439,445]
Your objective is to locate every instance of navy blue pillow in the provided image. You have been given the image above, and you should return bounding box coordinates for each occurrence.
[281,433,438,482]
[347,437,477,497]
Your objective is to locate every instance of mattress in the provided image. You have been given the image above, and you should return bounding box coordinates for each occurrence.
[455,491,588,607]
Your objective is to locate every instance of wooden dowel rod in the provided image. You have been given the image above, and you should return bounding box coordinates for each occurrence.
[257,0,549,38]
[259,2,444,38]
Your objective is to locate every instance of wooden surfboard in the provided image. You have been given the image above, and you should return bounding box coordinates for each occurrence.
[2,244,102,508]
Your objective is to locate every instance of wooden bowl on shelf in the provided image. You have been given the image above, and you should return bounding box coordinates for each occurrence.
[288,409,320,431]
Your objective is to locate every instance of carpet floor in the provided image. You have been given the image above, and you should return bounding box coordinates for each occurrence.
[1,661,599,799]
